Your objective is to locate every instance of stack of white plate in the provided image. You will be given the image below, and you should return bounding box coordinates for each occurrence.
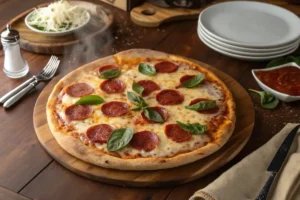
[197,1,300,61]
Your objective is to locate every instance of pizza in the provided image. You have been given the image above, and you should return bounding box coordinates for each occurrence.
[46,49,236,170]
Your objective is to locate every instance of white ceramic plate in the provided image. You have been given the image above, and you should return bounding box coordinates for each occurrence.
[198,28,299,61]
[199,1,300,48]
[198,22,300,53]
[252,63,300,102]
[25,8,90,37]
[198,27,299,56]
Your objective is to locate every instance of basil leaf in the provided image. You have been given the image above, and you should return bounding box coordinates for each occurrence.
[107,127,134,152]
[176,121,207,135]
[182,74,206,88]
[138,63,156,76]
[266,56,300,68]
[131,107,143,111]
[248,89,279,109]
[75,95,105,105]
[185,100,216,111]
[100,69,121,79]
[143,107,164,123]
[127,91,148,108]
[132,82,144,95]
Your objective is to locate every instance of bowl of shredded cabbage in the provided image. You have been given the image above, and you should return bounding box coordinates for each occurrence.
[25,0,90,36]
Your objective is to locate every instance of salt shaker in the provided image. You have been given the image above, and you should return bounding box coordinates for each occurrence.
[1,24,29,78]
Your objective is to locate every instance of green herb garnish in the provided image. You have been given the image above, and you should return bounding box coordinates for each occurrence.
[176,121,207,134]
[185,100,217,111]
[143,107,164,123]
[132,82,144,95]
[248,89,279,109]
[100,69,121,79]
[266,56,300,68]
[182,74,205,88]
[75,95,105,105]
[107,128,134,152]
[138,63,156,76]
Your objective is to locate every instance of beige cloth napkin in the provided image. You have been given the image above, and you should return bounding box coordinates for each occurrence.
[190,123,300,200]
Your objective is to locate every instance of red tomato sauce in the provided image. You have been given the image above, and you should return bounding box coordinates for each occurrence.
[255,66,300,96]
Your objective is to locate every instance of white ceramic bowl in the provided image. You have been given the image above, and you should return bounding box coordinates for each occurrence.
[252,63,300,102]
[25,8,90,37]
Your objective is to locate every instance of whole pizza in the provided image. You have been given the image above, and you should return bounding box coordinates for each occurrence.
[47,49,236,170]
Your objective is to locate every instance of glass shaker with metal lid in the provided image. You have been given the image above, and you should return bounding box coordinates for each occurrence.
[1,24,29,78]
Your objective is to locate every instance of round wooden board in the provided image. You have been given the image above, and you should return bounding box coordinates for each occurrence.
[33,59,254,187]
[2,1,113,54]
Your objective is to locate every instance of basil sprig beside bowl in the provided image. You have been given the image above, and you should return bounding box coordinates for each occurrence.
[100,69,121,79]
[176,121,207,134]
[185,100,216,111]
[182,74,206,88]
[75,95,105,105]
[248,89,279,109]
[138,63,156,76]
[107,127,134,152]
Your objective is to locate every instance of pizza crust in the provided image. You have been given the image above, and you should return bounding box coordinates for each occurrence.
[47,49,236,170]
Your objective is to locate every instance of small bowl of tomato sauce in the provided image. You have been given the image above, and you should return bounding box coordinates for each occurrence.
[252,62,300,102]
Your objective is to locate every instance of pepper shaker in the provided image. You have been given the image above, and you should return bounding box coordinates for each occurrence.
[1,24,29,78]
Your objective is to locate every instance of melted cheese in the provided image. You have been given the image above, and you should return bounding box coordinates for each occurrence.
[56,61,225,158]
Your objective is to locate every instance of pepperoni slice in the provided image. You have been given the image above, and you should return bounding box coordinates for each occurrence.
[66,83,94,97]
[137,80,160,96]
[100,79,126,94]
[101,101,129,117]
[141,106,168,123]
[156,89,184,105]
[130,131,159,151]
[189,98,219,114]
[155,61,178,73]
[65,105,93,121]
[98,65,119,75]
[165,124,192,143]
[86,124,114,143]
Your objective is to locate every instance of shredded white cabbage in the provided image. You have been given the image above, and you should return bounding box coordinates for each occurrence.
[28,0,89,32]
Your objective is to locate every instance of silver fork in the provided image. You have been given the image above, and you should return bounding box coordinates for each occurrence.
[3,59,60,109]
[0,55,58,104]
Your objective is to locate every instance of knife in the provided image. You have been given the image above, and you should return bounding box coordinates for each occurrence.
[255,125,300,200]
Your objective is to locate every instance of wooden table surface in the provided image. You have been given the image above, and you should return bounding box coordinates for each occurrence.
[0,0,299,199]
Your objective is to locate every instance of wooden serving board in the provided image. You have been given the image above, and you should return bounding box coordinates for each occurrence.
[33,60,254,187]
[2,1,113,55]
[130,2,206,27]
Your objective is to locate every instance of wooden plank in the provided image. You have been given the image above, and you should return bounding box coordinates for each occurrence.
[19,161,173,200]
[0,186,32,200]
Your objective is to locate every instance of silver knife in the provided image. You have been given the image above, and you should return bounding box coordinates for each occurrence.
[255,125,300,200]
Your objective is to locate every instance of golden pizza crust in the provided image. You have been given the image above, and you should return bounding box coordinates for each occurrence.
[47,49,236,170]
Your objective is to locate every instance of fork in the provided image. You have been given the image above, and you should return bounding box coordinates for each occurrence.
[3,59,60,109]
[0,55,58,104]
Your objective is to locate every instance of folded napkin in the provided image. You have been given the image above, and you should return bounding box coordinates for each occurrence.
[190,123,300,200]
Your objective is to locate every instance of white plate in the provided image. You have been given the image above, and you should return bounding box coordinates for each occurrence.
[198,28,299,61]
[199,1,300,48]
[198,22,300,53]
[198,27,299,56]
[25,7,90,37]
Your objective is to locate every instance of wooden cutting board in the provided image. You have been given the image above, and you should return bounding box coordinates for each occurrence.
[33,58,254,187]
[1,1,113,55]
[130,2,208,27]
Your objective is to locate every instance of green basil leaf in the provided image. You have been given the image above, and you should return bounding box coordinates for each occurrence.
[182,74,206,88]
[176,121,207,135]
[132,82,144,95]
[248,89,279,109]
[131,107,143,111]
[100,69,121,79]
[143,107,164,123]
[185,100,216,111]
[107,127,134,152]
[75,95,105,105]
[127,91,148,108]
[266,56,300,68]
[138,63,156,76]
